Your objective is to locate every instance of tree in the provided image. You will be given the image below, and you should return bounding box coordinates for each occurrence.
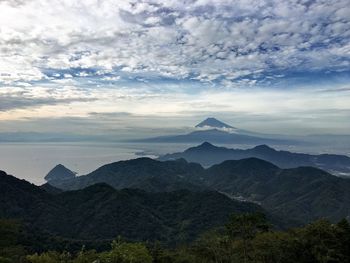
[225,213,269,263]
[193,230,231,263]
[99,238,152,263]
[336,218,350,262]
[74,246,99,263]
[251,231,302,263]
[0,219,26,262]
[26,251,72,263]
[296,219,343,263]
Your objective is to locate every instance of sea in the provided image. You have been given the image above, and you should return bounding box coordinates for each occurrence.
[0,142,194,185]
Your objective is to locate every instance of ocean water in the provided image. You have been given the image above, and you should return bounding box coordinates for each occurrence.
[0,142,194,185]
[0,142,349,185]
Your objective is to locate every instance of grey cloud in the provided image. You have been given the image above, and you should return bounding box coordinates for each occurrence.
[0,0,26,7]
[88,111,133,118]
[0,96,95,111]
[319,87,350,93]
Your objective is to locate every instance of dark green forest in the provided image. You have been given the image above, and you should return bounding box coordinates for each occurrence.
[1,213,350,263]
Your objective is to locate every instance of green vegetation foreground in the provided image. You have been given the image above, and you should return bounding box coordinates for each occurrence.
[1,213,350,263]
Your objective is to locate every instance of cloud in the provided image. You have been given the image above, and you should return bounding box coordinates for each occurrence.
[0,96,93,111]
[0,0,349,135]
[0,0,349,85]
[0,85,96,111]
[1,81,349,135]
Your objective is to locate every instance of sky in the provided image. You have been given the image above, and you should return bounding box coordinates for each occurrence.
[0,0,350,137]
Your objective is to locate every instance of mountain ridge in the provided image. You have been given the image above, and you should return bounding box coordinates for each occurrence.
[159,142,350,176]
[0,170,265,243]
[44,155,350,224]
[47,157,206,192]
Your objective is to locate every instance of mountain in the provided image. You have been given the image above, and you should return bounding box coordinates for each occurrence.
[0,170,57,222]
[40,183,63,194]
[159,142,350,176]
[133,117,297,145]
[205,158,350,224]
[44,164,76,182]
[195,117,235,129]
[0,170,264,243]
[136,128,294,145]
[44,155,350,225]
[47,158,206,191]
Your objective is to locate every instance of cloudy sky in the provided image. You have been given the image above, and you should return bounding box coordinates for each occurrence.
[0,0,350,137]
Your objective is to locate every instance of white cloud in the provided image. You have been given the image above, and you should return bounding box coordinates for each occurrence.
[0,0,349,85]
[0,0,349,135]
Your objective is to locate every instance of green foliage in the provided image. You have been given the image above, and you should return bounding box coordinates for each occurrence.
[294,219,346,262]
[0,219,20,249]
[26,248,98,263]
[99,238,152,263]
[225,213,269,263]
[0,257,12,263]
[27,251,72,263]
[26,239,152,263]
[226,212,269,240]
[73,247,99,263]
[187,216,350,263]
[336,218,350,260]
[1,171,262,244]
[193,230,232,263]
[251,231,301,263]
[2,213,350,263]
[0,219,26,262]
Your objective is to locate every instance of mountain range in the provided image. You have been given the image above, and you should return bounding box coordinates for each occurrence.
[158,142,350,176]
[45,157,350,225]
[2,134,350,245]
[0,170,263,243]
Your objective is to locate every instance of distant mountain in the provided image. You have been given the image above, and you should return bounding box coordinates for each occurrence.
[195,117,235,129]
[136,128,294,145]
[44,155,350,225]
[132,117,297,145]
[159,142,350,176]
[44,164,76,182]
[47,158,206,192]
[204,158,350,224]
[0,170,264,243]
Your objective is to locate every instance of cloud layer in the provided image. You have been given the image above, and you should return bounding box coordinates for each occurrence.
[0,0,350,135]
[1,0,349,86]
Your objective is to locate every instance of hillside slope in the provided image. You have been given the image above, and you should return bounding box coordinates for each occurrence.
[48,158,206,191]
[205,158,350,223]
[0,170,264,243]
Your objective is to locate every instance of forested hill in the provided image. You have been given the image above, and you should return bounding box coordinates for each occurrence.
[47,158,206,192]
[46,157,350,225]
[0,170,264,243]
[205,158,350,224]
